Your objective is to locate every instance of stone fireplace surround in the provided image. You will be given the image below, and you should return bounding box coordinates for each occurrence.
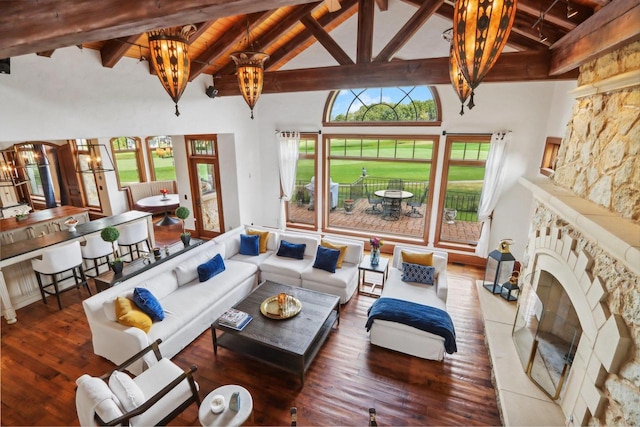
[519,176,637,426]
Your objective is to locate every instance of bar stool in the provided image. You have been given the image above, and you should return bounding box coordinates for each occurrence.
[81,234,118,277]
[118,221,151,261]
[31,241,91,310]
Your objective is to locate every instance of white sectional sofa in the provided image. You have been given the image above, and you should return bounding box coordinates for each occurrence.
[367,246,452,361]
[83,226,364,371]
[83,239,259,373]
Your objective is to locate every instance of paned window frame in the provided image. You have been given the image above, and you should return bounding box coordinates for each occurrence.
[286,133,318,231]
[145,136,176,182]
[110,136,146,189]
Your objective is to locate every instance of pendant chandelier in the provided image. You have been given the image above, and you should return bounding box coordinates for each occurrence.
[148,26,195,117]
[449,49,473,115]
[452,0,517,108]
[230,24,269,120]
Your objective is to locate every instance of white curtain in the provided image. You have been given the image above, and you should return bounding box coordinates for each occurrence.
[277,131,300,230]
[475,131,511,257]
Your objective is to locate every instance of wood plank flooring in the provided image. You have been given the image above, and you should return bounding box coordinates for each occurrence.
[1,225,500,426]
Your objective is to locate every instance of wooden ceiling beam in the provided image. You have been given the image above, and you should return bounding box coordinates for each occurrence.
[0,0,320,59]
[374,0,444,63]
[258,0,358,72]
[357,0,375,63]
[214,2,322,76]
[550,0,640,75]
[375,0,389,12]
[300,14,353,65]
[213,50,577,95]
[189,11,272,80]
[100,34,143,68]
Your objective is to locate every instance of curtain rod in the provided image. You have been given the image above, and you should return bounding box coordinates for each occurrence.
[275,130,322,134]
[442,131,510,136]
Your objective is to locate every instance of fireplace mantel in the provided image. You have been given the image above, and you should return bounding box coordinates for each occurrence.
[519,176,640,276]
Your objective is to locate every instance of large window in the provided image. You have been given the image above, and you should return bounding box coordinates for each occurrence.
[434,135,490,249]
[146,136,176,181]
[111,137,145,188]
[286,133,317,228]
[324,86,441,126]
[325,135,437,240]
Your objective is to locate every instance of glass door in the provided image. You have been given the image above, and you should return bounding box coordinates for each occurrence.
[187,135,224,239]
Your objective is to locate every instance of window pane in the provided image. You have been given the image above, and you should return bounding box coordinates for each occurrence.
[328,86,439,123]
[148,136,176,181]
[114,151,140,184]
[289,158,315,225]
[78,154,100,206]
[439,165,484,244]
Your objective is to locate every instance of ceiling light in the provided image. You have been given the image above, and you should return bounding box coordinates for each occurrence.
[452,0,517,108]
[443,28,473,115]
[147,26,195,117]
[230,24,269,120]
[76,144,115,174]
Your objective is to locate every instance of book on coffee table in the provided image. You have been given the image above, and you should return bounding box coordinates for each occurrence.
[219,308,249,328]
[221,314,253,331]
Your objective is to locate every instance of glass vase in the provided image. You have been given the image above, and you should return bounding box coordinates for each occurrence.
[370,248,380,266]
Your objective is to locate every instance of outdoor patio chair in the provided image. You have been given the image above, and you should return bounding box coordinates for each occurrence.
[364,183,383,214]
[406,186,428,218]
[387,179,404,190]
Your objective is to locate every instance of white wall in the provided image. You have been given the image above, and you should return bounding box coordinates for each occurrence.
[0,3,577,261]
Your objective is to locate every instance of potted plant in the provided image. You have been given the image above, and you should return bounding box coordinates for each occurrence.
[175,206,191,247]
[100,226,123,274]
[344,199,355,214]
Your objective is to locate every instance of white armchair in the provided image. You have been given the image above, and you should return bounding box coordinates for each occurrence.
[75,339,200,426]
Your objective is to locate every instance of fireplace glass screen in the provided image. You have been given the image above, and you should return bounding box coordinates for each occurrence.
[512,271,582,399]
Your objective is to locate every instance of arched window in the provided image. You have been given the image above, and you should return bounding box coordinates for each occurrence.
[323,86,441,126]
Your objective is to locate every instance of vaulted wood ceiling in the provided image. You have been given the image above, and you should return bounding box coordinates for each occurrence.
[1,0,638,97]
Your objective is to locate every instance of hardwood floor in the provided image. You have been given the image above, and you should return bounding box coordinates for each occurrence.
[1,229,500,426]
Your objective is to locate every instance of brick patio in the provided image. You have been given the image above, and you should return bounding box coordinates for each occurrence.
[288,198,481,243]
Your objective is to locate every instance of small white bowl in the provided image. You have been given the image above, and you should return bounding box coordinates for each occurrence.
[210,395,225,414]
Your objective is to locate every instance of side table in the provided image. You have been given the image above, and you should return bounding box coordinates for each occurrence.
[198,384,253,427]
[358,255,389,297]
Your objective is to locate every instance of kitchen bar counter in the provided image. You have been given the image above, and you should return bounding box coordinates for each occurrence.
[0,210,153,324]
[0,206,89,232]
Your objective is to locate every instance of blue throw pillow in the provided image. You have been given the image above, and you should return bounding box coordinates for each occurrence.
[313,246,341,273]
[239,234,260,256]
[133,287,164,321]
[401,262,436,285]
[276,240,306,260]
[198,254,226,282]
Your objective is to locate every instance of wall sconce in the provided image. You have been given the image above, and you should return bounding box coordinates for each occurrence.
[452,0,517,109]
[76,144,115,174]
[148,25,196,117]
[230,24,269,119]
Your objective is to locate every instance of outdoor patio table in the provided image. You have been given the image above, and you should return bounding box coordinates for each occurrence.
[374,190,413,200]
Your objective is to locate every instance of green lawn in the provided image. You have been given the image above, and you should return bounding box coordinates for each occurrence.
[116,152,176,183]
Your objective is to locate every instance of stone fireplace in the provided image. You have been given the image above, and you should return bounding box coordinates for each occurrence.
[515,41,639,427]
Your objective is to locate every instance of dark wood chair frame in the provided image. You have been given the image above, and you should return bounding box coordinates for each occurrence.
[34,263,91,310]
[93,339,201,426]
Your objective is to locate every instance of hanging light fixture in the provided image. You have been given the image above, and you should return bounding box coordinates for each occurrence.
[443,28,473,115]
[452,0,517,108]
[148,25,195,117]
[230,23,269,120]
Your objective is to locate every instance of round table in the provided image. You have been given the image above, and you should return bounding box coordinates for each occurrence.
[136,194,180,226]
[198,385,253,427]
[374,190,414,199]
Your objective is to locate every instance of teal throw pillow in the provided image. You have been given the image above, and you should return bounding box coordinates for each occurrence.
[312,246,341,273]
[239,234,260,256]
[276,240,306,260]
[401,262,435,285]
[198,254,226,282]
[133,287,164,321]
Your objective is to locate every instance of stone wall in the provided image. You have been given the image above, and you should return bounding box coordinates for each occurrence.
[552,41,640,221]
[543,41,640,425]
[530,205,638,426]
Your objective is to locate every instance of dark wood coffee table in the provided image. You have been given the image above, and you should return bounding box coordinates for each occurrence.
[211,281,340,385]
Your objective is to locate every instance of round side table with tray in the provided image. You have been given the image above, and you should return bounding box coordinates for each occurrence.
[199,384,253,427]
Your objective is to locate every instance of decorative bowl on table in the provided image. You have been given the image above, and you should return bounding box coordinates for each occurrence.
[64,218,79,232]
[260,293,302,319]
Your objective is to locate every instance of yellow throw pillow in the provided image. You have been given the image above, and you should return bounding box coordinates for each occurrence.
[247,229,270,253]
[321,239,347,269]
[401,250,433,266]
[115,296,152,333]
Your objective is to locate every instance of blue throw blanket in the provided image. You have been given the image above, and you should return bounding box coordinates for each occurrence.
[365,297,457,354]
